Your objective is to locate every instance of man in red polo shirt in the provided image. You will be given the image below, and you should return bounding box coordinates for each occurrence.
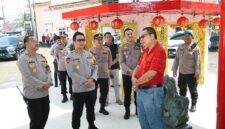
[132,27,166,129]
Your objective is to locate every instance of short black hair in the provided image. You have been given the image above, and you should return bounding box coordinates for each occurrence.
[55,35,60,40]
[104,32,112,37]
[142,27,157,39]
[24,36,32,44]
[124,28,133,35]
[73,32,85,42]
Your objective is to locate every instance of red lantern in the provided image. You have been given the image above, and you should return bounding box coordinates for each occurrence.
[152,15,165,27]
[198,19,210,28]
[177,16,189,27]
[89,20,98,30]
[213,17,220,26]
[70,22,79,31]
[111,18,124,29]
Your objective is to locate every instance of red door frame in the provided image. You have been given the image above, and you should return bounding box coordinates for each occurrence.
[217,0,225,128]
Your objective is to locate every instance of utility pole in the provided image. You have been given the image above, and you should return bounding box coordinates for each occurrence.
[1,5,5,25]
[27,0,38,40]
[32,0,38,41]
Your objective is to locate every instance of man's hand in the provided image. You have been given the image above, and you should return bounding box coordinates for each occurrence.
[39,82,51,91]
[84,79,94,88]
[128,70,133,76]
[132,77,139,91]
[173,71,177,78]
[195,74,200,80]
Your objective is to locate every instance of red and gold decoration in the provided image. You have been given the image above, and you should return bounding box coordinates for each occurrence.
[213,17,220,29]
[170,24,177,29]
[152,15,166,28]
[198,19,210,29]
[177,16,189,27]
[111,17,124,29]
[89,20,99,30]
[70,21,79,31]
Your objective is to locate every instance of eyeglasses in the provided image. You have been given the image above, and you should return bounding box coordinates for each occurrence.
[76,39,85,42]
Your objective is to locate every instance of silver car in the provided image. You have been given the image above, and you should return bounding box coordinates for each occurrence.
[0,36,23,59]
[168,31,185,58]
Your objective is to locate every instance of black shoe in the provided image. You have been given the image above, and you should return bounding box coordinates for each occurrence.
[124,111,130,119]
[61,94,68,103]
[190,105,196,112]
[88,123,98,129]
[124,107,130,120]
[99,108,109,115]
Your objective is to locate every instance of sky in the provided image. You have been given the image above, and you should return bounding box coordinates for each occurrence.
[0,0,28,22]
[0,0,81,22]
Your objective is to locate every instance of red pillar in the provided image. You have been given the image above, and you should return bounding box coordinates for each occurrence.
[217,0,225,129]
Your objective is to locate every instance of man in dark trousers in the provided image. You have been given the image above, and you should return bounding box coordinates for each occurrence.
[54,34,72,103]
[17,36,52,129]
[50,35,60,87]
[90,33,112,115]
[172,30,201,112]
[120,28,141,119]
[66,32,98,129]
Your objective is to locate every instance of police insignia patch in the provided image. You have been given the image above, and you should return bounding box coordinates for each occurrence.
[66,56,71,64]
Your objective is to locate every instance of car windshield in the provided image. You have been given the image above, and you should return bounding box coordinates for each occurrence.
[0,37,18,46]
[170,34,184,40]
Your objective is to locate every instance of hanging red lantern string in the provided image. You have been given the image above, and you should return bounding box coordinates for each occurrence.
[177,16,189,27]
[152,15,166,28]
[70,21,79,31]
[89,20,98,30]
[198,19,210,28]
[213,17,220,29]
[111,17,124,29]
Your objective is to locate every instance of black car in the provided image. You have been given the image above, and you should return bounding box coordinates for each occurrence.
[0,36,24,59]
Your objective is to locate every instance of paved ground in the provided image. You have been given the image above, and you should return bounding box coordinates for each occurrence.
[0,48,219,129]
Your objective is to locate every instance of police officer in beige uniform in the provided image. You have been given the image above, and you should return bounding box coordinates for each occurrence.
[90,33,112,115]
[17,36,52,129]
[172,30,201,112]
[55,34,72,102]
[65,32,98,129]
[50,35,60,87]
[120,28,141,119]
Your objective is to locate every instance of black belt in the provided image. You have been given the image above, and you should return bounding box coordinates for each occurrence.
[138,84,162,90]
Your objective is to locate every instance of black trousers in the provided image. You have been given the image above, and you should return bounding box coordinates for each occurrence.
[178,73,198,105]
[58,71,72,94]
[26,96,50,129]
[95,78,109,106]
[53,59,58,86]
[122,75,137,108]
[72,90,96,128]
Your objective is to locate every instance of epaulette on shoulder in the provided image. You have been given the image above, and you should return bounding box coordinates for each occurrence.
[37,53,46,59]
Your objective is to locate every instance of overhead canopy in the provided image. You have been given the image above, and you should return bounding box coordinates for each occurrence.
[62,1,221,20]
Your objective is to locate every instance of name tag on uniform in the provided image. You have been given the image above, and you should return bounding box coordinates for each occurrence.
[103,52,108,55]
[73,58,80,61]
[87,56,92,59]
